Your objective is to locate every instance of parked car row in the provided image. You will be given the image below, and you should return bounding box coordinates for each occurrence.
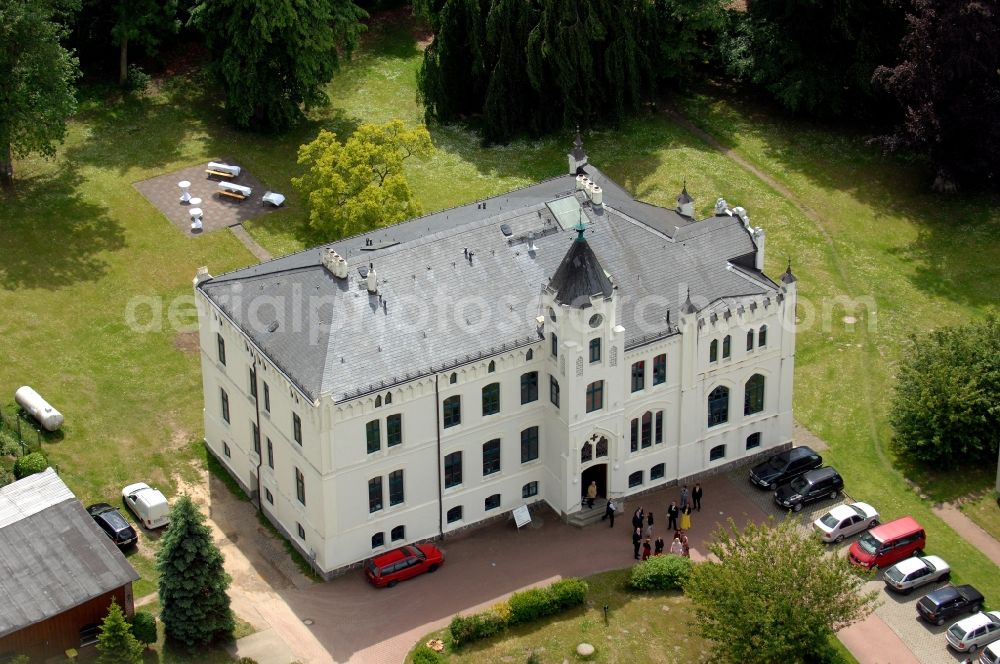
[85,481,170,550]
[751,446,999,659]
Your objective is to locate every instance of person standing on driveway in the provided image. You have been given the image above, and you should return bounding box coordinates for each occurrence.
[654,537,664,555]
[632,507,645,531]
[670,535,684,555]
[679,484,690,511]
[645,511,655,539]
[680,504,692,531]
[633,527,643,560]
[604,498,616,527]
[667,501,679,530]
[586,480,598,508]
[642,538,652,561]
[692,483,703,512]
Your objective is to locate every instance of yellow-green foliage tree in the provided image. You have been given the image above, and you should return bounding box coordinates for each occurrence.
[292,120,433,240]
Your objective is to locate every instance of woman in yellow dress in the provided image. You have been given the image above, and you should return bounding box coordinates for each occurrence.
[680,504,692,531]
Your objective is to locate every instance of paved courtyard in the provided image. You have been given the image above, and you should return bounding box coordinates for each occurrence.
[134,161,282,236]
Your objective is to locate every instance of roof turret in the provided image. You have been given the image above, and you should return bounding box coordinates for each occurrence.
[548,225,613,307]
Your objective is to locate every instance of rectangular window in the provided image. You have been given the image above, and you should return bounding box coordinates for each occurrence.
[265,488,273,504]
[722,335,732,359]
[296,523,305,539]
[630,418,639,452]
[482,439,501,476]
[710,444,726,461]
[746,432,761,450]
[366,419,380,454]
[220,388,230,424]
[446,506,463,523]
[485,494,501,511]
[252,421,260,454]
[628,471,643,488]
[654,411,663,444]
[747,330,755,352]
[551,333,558,357]
[641,412,652,448]
[482,383,500,416]
[631,361,645,392]
[266,438,273,468]
[389,469,404,506]
[444,452,462,488]
[520,371,538,404]
[217,333,226,366]
[585,380,604,413]
[292,413,302,445]
[387,414,402,447]
[651,463,665,480]
[520,426,539,463]
[371,532,384,549]
[549,376,560,408]
[653,353,666,385]
[522,481,538,498]
[368,477,383,512]
[223,442,231,458]
[443,395,461,428]
[263,382,270,413]
[295,467,305,505]
[249,366,257,398]
[391,525,405,541]
[589,338,601,363]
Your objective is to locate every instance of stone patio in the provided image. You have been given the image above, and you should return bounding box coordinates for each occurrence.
[134,161,282,236]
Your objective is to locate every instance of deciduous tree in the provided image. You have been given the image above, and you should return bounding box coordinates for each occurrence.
[110,0,179,86]
[190,0,367,132]
[96,599,143,664]
[292,120,433,239]
[890,317,1000,467]
[0,0,80,187]
[156,496,234,647]
[684,518,877,664]
[873,0,1000,190]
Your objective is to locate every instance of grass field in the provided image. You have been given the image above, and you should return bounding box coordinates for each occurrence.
[0,3,997,655]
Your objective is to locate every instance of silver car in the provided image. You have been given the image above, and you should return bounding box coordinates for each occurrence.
[882,555,950,593]
[947,611,1000,653]
[813,502,879,543]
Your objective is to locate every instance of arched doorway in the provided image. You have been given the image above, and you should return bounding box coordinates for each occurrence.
[581,463,608,502]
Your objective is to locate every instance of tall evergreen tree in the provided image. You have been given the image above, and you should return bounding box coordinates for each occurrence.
[0,0,81,186]
[110,0,179,85]
[156,496,234,647]
[417,0,491,123]
[873,0,1000,190]
[482,0,540,143]
[641,0,726,86]
[190,0,367,132]
[96,599,143,664]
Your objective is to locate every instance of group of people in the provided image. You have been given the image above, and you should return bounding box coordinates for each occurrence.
[628,483,703,561]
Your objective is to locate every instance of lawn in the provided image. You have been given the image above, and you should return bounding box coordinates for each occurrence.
[134,598,254,664]
[406,568,855,664]
[962,492,1000,543]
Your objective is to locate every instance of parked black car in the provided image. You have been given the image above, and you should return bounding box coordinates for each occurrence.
[749,446,823,490]
[917,585,984,626]
[773,467,844,512]
[87,503,138,548]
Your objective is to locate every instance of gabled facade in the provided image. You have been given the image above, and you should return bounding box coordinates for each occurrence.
[194,139,797,578]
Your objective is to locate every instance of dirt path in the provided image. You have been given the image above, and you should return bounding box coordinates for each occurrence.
[931,502,1000,567]
[229,223,272,262]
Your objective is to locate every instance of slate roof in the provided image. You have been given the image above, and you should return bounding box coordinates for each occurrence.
[0,469,139,638]
[548,225,614,307]
[199,164,777,403]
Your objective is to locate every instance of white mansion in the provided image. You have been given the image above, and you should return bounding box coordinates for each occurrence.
[194,137,797,578]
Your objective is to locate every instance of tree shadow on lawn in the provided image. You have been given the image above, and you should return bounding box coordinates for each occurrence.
[895,455,999,505]
[675,83,1000,310]
[0,164,124,290]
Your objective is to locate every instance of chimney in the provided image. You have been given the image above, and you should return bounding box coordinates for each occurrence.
[366,263,378,293]
[322,248,348,278]
[753,227,765,271]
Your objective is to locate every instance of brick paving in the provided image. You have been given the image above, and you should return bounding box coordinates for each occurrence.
[133,161,281,236]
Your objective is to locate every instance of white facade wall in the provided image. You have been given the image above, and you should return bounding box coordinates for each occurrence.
[196,272,797,577]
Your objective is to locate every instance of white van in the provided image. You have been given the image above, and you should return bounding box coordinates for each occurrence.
[122,483,170,529]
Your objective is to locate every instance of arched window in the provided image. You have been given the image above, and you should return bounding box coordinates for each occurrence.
[385,392,392,405]
[596,436,608,457]
[758,325,768,347]
[746,330,754,351]
[581,441,593,463]
[449,372,457,384]
[630,418,639,452]
[708,386,729,427]
[641,411,652,448]
[443,395,461,428]
[589,338,601,363]
[722,335,732,359]
[585,380,604,412]
[482,382,500,415]
[374,395,382,408]
[488,360,496,373]
[526,348,533,361]
[744,374,765,415]
[709,339,718,363]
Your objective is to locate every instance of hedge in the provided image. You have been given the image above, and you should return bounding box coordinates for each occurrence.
[411,645,442,664]
[130,611,157,646]
[449,578,588,647]
[628,554,692,591]
[13,451,47,479]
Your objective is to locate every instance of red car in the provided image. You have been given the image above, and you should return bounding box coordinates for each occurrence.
[364,544,444,588]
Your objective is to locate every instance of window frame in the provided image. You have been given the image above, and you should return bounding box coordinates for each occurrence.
[747,330,755,352]
[443,395,462,428]
[249,366,257,398]
[444,451,463,488]
[482,382,500,416]
[368,476,383,513]
[744,374,765,416]
[589,338,601,363]
[551,332,558,357]
[482,438,501,476]
[266,438,274,468]
[446,505,463,523]
[386,413,402,447]
[217,333,226,366]
[759,325,768,348]
[520,371,538,404]
[710,444,726,461]
[654,411,664,444]
[631,361,645,392]
[709,339,718,363]
[708,385,730,427]
[366,419,381,454]
[388,469,404,506]
[746,432,762,450]
[653,353,666,385]
[641,411,652,448]
[252,421,260,454]
[295,467,306,505]
[722,335,732,359]
[292,412,302,445]
[263,382,270,413]
[651,463,665,480]
[628,471,643,488]
[522,481,538,498]
[585,380,604,413]
[549,376,560,408]
[371,532,385,549]
[520,426,539,463]
[391,525,405,541]
[220,388,230,424]
[630,418,639,452]
[484,493,501,511]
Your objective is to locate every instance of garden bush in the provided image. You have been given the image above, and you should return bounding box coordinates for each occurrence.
[628,555,693,591]
[508,587,554,624]
[548,578,588,610]
[13,451,47,479]
[411,645,441,664]
[0,465,14,489]
[0,428,21,456]
[448,610,506,646]
[130,611,157,646]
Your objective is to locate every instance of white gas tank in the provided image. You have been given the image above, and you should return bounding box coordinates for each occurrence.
[14,386,63,431]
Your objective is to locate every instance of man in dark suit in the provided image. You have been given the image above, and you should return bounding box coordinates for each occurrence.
[667,501,680,531]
